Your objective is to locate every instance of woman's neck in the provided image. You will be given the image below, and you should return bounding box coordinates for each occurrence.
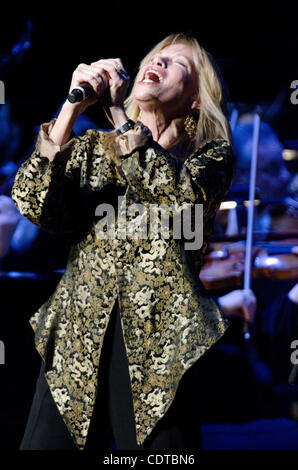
[139,109,188,154]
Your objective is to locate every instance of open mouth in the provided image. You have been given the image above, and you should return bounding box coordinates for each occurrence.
[141,68,164,84]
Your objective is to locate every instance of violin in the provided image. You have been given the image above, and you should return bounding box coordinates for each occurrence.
[200,237,298,292]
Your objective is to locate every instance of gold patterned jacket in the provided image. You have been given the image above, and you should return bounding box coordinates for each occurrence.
[11,119,233,450]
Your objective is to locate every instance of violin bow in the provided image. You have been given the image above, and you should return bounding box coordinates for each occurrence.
[243,108,261,339]
[229,105,239,132]
[225,105,240,236]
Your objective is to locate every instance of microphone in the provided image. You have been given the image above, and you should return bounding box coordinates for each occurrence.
[67,82,95,103]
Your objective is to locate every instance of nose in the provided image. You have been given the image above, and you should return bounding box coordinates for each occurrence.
[151,55,166,68]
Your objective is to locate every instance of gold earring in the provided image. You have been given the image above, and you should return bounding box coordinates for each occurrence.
[184,114,197,139]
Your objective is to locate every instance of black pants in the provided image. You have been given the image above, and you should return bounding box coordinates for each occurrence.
[20,300,202,450]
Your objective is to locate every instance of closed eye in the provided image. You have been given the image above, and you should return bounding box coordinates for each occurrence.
[175,61,187,69]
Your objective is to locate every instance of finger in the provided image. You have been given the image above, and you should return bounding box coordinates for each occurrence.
[91,61,123,86]
[91,58,125,69]
[89,62,118,86]
[113,58,130,81]
[243,289,257,306]
[74,68,106,94]
[88,66,110,88]
[78,65,105,81]
[244,305,256,321]
[113,58,130,80]
[76,62,88,70]
[243,297,256,321]
[242,288,255,297]
[76,64,107,84]
[91,59,130,83]
[242,304,252,323]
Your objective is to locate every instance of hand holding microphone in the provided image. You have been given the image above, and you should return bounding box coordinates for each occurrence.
[68,82,96,103]
[49,59,130,148]
[67,59,130,114]
[67,62,109,112]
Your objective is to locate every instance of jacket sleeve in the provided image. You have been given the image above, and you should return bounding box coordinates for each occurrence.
[11,120,126,235]
[114,121,234,210]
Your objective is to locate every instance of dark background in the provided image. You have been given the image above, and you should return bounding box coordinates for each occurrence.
[1,4,298,161]
[1,4,298,451]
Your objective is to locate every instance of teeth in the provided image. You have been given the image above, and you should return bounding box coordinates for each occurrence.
[144,69,163,82]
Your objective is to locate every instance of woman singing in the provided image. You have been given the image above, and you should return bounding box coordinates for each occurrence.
[12,33,234,451]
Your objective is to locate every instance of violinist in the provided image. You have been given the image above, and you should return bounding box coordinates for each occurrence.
[232,115,293,234]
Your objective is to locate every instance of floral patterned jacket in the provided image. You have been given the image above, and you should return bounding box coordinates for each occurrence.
[11,119,233,450]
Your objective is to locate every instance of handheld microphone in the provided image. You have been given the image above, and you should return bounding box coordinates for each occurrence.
[67,82,95,103]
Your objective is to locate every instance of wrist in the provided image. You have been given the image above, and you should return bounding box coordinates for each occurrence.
[48,102,80,148]
[61,99,84,120]
[109,106,129,129]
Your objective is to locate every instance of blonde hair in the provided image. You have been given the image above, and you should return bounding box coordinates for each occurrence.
[124,33,232,154]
